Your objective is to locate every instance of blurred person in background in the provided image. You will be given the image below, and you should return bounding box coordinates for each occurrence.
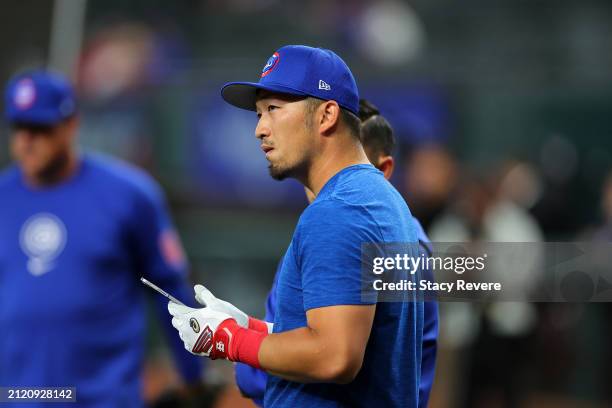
[403,145,457,231]
[428,162,543,408]
[76,21,193,170]
[429,160,543,243]
[168,45,424,408]
[0,69,211,407]
[592,171,612,241]
[231,99,438,408]
[577,170,612,403]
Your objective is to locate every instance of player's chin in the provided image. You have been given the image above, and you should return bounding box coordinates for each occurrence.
[21,162,44,178]
[268,163,290,181]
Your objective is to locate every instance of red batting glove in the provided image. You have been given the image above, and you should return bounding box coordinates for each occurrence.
[248,316,271,333]
[209,318,268,369]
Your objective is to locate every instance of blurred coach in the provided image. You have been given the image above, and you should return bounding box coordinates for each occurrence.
[0,70,202,407]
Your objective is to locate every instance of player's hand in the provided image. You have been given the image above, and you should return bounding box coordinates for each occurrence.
[193,284,249,327]
[167,301,235,359]
[193,284,273,334]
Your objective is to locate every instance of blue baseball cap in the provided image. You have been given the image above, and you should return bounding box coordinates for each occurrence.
[222,45,359,115]
[4,69,76,126]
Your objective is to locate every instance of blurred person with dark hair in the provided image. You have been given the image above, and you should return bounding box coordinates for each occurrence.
[230,99,438,408]
[358,99,395,177]
[168,45,424,408]
[0,70,208,407]
[429,164,543,408]
[429,163,543,242]
[403,144,457,230]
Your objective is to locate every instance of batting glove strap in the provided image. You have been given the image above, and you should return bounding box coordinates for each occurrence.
[248,317,270,333]
[210,319,267,369]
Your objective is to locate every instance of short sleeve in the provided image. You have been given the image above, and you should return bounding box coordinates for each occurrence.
[297,200,381,311]
[128,178,188,283]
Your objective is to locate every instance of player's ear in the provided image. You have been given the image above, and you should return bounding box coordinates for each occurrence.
[58,116,79,145]
[65,116,79,138]
[377,155,395,180]
[318,101,340,135]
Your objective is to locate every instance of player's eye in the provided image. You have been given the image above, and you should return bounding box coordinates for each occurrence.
[267,105,278,112]
[12,123,54,135]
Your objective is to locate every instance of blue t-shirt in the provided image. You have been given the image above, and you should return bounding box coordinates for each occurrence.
[236,219,438,408]
[413,222,438,408]
[0,153,202,407]
[261,164,423,408]
[235,267,280,406]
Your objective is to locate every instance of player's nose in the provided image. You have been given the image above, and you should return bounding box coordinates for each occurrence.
[255,117,271,140]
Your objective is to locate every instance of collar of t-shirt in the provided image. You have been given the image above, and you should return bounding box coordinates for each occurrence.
[315,163,378,202]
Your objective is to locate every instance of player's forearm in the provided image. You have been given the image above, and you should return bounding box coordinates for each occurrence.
[169,303,372,384]
[258,327,362,384]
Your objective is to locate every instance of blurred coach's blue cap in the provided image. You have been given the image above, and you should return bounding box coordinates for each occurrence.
[4,69,76,125]
[221,45,359,115]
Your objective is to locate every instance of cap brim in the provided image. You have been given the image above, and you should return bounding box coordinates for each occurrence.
[6,110,64,126]
[221,82,308,111]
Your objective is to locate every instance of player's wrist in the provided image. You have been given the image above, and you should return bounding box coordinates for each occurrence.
[211,319,268,369]
[248,316,270,333]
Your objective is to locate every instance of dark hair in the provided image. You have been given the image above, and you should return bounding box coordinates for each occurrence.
[359,99,395,156]
[340,108,361,140]
[305,97,360,139]
[358,99,380,121]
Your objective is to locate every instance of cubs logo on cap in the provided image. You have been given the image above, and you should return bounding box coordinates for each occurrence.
[14,78,36,110]
[261,52,280,78]
[221,45,359,115]
[4,69,76,125]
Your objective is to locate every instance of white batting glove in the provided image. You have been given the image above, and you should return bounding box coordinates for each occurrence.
[193,284,249,328]
[167,301,234,357]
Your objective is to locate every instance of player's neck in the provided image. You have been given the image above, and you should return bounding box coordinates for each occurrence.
[24,149,80,188]
[305,140,369,197]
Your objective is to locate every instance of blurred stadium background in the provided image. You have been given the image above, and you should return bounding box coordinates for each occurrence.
[2,0,612,407]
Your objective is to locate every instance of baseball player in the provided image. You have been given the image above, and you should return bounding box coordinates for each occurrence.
[233,98,438,408]
[0,70,203,407]
[168,45,424,407]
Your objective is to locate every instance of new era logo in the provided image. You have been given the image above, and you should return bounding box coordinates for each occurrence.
[318,80,331,91]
